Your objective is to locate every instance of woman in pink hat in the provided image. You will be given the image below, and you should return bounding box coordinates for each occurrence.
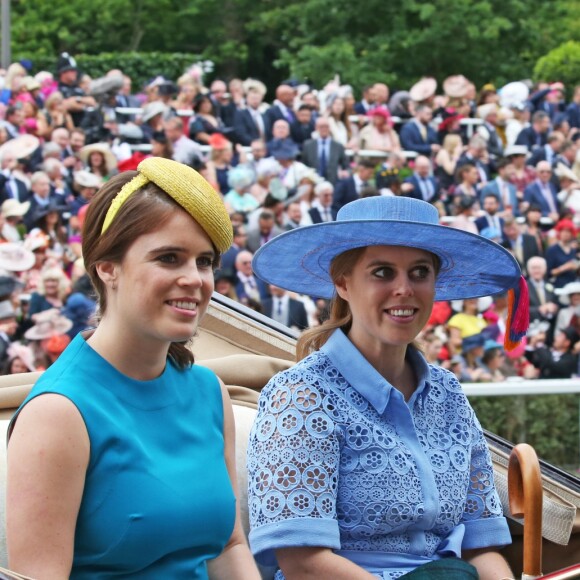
[358,107,401,153]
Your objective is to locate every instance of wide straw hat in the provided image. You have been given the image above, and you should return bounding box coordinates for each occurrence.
[409,77,437,102]
[79,143,118,174]
[253,196,521,302]
[0,243,35,272]
[443,75,470,99]
[253,197,528,349]
[24,308,73,340]
[555,281,580,305]
[1,199,30,218]
[0,135,40,161]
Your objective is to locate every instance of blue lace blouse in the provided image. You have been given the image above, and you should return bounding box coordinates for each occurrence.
[247,329,511,579]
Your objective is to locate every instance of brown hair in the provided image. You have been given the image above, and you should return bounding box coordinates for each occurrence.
[296,246,440,361]
[82,171,219,368]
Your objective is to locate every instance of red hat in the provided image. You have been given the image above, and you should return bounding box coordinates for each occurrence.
[117,151,148,172]
[439,114,464,133]
[42,334,71,356]
[208,133,231,150]
[555,219,577,236]
[368,106,393,126]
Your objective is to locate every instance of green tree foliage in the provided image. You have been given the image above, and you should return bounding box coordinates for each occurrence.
[534,41,580,89]
[4,0,580,95]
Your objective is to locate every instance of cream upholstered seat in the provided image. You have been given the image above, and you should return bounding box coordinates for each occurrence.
[0,299,578,576]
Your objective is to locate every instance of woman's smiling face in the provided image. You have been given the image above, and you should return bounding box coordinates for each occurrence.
[335,245,436,360]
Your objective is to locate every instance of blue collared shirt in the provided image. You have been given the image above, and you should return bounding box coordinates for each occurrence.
[247,329,510,579]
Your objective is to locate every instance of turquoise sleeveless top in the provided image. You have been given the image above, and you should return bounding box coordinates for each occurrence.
[11,333,236,578]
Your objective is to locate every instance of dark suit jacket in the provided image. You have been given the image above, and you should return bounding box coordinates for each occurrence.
[262,297,309,330]
[0,175,30,204]
[508,233,542,275]
[515,126,548,151]
[527,278,557,322]
[403,174,440,203]
[480,180,518,214]
[332,176,358,213]
[233,108,264,146]
[399,121,438,155]
[354,101,371,115]
[301,138,348,184]
[525,347,578,379]
[24,193,68,230]
[474,215,506,237]
[566,102,580,130]
[235,274,270,303]
[308,206,337,224]
[523,181,559,216]
[526,145,557,168]
[290,121,315,147]
[265,105,296,140]
[456,154,491,183]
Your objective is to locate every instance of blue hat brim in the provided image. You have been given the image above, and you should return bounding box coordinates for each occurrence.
[252,219,521,300]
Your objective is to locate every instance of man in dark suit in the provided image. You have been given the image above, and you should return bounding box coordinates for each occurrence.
[515,111,550,151]
[455,135,491,186]
[265,84,297,140]
[526,132,565,167]
[262,285,309,330]
[502,217,542,276]
[399,104,440,156]
[234,250,270,304]
[480,158,518,213]
[402,155,440,203]
[354,85,376,115]
[290,105,315,148]
[523,161,560,219]
[525,326,579,379]
[332,159,375,213]
[246,210,284,253]
[565,85,580,130]
[233,88,266,146]
[474,193,505,238]
[526,256,559,325]
[308,181,337,224]
[301,117,348,184]
[209,79,237,130]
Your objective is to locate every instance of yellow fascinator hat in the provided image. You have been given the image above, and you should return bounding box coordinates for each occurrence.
[101,157,233,253]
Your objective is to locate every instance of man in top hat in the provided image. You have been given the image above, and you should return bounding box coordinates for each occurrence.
[399,104,440,156]
[301,116,348,184]
[265,84,297,140]
[515,111,550,151]
[56,52,96,127]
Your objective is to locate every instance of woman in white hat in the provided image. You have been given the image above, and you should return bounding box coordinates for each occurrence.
[7,157,260,579]
[79,142,118,181]
[247,196,527,579]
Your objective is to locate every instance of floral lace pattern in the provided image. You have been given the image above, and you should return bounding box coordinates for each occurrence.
[248,343,504,578]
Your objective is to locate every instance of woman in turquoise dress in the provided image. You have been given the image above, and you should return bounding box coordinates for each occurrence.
[7,158,260,579]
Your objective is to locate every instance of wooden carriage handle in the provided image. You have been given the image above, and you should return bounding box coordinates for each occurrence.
[508,443,543,579]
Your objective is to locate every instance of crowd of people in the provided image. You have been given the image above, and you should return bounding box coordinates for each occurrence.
[0,52,579,380]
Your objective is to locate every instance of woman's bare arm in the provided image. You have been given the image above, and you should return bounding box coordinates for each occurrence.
[7,394,89,579]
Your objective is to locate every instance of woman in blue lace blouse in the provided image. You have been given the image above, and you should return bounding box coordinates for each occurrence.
[247,196,528,579]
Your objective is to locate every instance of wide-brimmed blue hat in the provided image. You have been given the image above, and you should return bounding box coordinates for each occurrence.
[270,138,299,160]
[253,196,528,348]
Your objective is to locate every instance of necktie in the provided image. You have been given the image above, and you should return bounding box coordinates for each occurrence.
[319,140,327,178]
[323,207,331,222]
[501,181,510,208]
[253,109,264,138]
[536,282,546,305]
[419,123,427,141]
[284,108,294,123]
[542,183,556,213]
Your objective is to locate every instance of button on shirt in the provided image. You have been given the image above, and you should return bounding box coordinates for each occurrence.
[247,329,510,578]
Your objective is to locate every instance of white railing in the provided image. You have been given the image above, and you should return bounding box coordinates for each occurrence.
[463,378,580,397]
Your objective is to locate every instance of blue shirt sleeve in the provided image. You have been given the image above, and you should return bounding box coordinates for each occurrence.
[247,372,341,566]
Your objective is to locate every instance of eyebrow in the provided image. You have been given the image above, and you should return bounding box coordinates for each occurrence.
[147,245,216,260]
[365,258,434,268]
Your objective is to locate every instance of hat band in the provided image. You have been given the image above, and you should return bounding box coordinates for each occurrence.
[101,173,149,234]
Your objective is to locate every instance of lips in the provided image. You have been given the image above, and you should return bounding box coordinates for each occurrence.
[166,299,199,315]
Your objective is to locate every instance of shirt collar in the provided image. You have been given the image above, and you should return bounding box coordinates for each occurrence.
[321,328,431,414]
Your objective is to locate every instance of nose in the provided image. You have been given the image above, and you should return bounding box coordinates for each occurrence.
[177,262,203,288]
[393,273,414,296]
